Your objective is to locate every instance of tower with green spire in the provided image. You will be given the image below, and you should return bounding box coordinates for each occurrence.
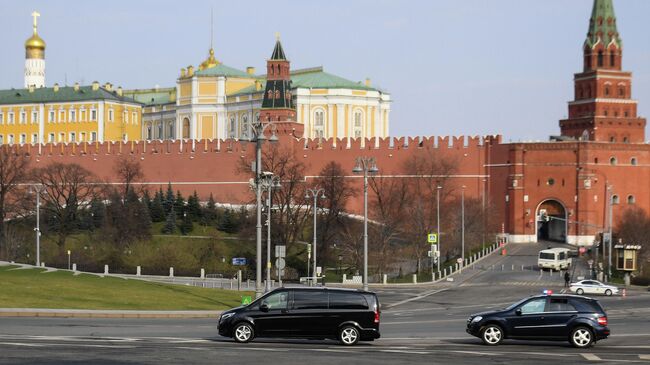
[560,0,646,143]
[260,33,296,123]
[583,0,622,71]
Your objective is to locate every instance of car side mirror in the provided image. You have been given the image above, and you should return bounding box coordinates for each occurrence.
[515,308,522,316]
[260,304,269,312]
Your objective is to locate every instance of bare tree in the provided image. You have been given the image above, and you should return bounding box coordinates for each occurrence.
[314,161,356,265]
[32,162,98,249]
[0,145,30,256]
[114,155,145,197]
[401,152,459,273]
[615,207,650,275]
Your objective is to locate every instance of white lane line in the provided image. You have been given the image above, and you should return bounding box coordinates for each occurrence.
[231,347,288,352]
[581,353,602,361]
[0,342,45,347]
[385,288,449,309]
[380,349,430,355]
[448,350,499,356]
[639,355,650,360]
[312,349,353,353]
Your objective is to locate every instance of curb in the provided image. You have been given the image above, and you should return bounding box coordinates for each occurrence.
[0,309,223,319]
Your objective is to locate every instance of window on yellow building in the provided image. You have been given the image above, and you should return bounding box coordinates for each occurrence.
[0,135,3,144]
[0,113,3,124]
[48,133,54,143]
[133,112,138,125]
[70,132,76,143]
[314,110,324,138]
[59,132,65,142]
[80,132,86,142]
[354,111,363,138]
[49,110,54,123]
[8,113,14,124]
[20,134,26,144]
[123,111,128,124]
[20,111,26,124]
[91,132,97,142]
[8,134,14,144]
[91,109,97,121]
[122,133,128,141]
[108,109,114,122]
[59,110,65,123]
[32,111,38,124]
[80,109,86,122]
[70,110,76,122]
[32,134,38,144]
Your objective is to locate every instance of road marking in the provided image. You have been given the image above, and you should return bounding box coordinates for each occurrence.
[384,288,449,308]
[312,349,352,353]
[379,350,429,355]
[581,354,602,361]
[383,318,464,325]
[639,355,650,360]
[0,342,45,347]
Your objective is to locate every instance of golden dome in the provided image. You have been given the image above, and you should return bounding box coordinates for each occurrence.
[25,33,46,49]
[198,48,220,70]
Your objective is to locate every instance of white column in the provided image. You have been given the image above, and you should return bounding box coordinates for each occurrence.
[98,102,105,142]
[374,103,381,139]
[38,104,44,144]
[327,104,334,139]
[336,104,344,139]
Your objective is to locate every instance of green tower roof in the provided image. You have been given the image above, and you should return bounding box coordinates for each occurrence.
[585,0,622,49]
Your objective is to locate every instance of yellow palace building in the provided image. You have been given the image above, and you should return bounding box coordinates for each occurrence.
[127,37,391,142]
[0,12,142,145]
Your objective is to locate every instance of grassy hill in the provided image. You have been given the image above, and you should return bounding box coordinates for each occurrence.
[0,265,250,310]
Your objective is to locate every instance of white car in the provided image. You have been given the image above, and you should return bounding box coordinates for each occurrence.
[569,280,619,296]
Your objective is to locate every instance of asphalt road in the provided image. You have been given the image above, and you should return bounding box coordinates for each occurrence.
[1,242,649,364]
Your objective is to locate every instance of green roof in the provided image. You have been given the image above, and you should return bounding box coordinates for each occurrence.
[194,63,253,78]
[230,67,379,96]
[0,85,141,105]
[585,0,622,48]
[123,88,175,106]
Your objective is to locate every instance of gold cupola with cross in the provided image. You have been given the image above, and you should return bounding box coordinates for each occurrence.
[24,11,46,88]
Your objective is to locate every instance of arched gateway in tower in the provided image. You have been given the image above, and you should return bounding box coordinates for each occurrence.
[536,199,568,243]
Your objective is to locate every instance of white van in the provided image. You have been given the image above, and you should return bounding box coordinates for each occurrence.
[537,248,572,271]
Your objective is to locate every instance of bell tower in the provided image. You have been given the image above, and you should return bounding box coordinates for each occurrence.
[559,0,646,143]
[24,11,46,88]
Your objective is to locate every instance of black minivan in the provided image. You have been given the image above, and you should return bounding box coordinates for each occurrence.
[218,287,381,345]
[466,294,609,348]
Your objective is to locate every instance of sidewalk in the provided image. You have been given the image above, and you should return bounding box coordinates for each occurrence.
[0,308,222,319]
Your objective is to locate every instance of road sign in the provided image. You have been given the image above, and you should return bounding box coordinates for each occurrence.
[241,296,252,305]
[232,257,247,266]
[427,233,438,244]
[456,258,463,264]
[275,257,286,270]
[275,245,286,258]
[587,259,594,268]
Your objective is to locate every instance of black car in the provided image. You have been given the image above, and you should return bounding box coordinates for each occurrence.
[466,294,609,348]
[218,287,381,345]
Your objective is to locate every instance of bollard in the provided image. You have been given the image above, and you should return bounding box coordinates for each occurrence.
[383,274,388,284]
[200,268,205,279]
[136,266,141,276]
[169,267,174,277]
[512,264,514,271]
[104,265,109,275]
[438,271,442,280]
[72,263,77,272]
[521,265,524,271]
[501,264,504,271]
[550,270,553,277]
[41,262,45,267]
[230,280,233,290]
[342,274,347,283]
[412,274,417,284]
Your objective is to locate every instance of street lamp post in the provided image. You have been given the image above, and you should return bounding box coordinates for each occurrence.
[607,184,613,281]
[306,188,326,284]
[436,185,442,275]
[67,250,71,270]
[461,185,466,268]
[244,118,279,298]
[31,184,43,267]
[263,174,281,292]
[352,157,379,292]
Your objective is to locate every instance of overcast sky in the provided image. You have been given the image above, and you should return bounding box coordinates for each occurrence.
[1,0,648,141]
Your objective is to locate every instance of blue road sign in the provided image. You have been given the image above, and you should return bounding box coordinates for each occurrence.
[232,257,247,266]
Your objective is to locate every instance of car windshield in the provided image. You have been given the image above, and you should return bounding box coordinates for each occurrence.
[505,298,529,310]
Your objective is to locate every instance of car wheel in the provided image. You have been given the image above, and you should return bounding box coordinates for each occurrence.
[605,289,612,296]
[576,288,584,295]
[481,324,503,346]
[339,325,360,346]
[570,327,594,348]
[233,322,254,343]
